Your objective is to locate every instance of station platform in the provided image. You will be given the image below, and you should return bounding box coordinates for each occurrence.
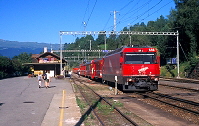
[41,77,83,126]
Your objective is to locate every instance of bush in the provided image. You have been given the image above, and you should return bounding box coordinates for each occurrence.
[161,65,175,77]
[161,62,190,78]
[0,71,4,79]
[184,57,198,76]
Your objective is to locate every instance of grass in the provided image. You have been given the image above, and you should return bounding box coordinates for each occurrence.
[97,102,114,115]
[112,100,123,107]
[76,96,87,110]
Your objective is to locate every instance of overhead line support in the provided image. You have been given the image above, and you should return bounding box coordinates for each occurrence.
[59,31,178,36]
[59,30,180,78]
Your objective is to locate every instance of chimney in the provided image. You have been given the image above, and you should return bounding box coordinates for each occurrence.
[44,47,47,53]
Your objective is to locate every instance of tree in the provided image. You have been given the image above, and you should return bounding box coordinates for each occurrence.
[12,52,32,75]
[172,0,199,59]
[0,56,13,78]
[96,33,106,45]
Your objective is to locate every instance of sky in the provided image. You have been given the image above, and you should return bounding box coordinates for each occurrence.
[0,0,175,44]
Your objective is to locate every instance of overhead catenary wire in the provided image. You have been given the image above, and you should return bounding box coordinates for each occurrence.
[119,0,135,11]
[103,0,138,32]
[130,0,163,24]
[118,0,152,23]
[80,0,91,30]
[113,0,173,30]
[179,42,189,61]
[84,0,98,31]
[106,0,162,31]
[137,0,173,24]
[103,14,112,31]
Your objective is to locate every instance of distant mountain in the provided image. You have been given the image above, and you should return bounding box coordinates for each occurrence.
[0,39,60,58]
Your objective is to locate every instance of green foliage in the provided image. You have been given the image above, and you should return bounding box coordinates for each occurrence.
[172,0,199,60]
[76,96,87,110]
[12,52,32,63]
[112,101,123,107]
[0,56,13,78]
[161,62,189,78]
[184,57,198,75]
[97,102,114,115]
[0,52,32,79]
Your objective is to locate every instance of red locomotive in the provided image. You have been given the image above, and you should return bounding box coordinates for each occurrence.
[93,58,103,79]
[79,63,86,76]
[72,67,79,74]
[76,46,160,91]
[102,46,160,91]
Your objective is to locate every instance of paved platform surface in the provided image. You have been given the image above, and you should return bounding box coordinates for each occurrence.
[41,77,83,126]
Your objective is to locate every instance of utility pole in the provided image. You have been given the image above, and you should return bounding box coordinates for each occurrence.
[89,40,91,50]
[104,36,106,50]
[60,34,63,75]
[176,30,180,78]
[128,24,132,46]
[111,10,119,32]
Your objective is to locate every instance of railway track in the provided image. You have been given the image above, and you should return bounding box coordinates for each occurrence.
[134,92,199,124]
[71,74,199,125]
[159,83,199,92]
[161,78,199,84]
[144,92,199,114]
[71,77,140,126]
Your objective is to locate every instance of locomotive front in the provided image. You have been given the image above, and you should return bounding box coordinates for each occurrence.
[122,47,160,91]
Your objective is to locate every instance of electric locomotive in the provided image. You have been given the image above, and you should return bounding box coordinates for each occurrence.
[102,46,160,91]
[72,67,79,74]
[79,63,86,76]
[93,58,103,79]
[82,59,103,80]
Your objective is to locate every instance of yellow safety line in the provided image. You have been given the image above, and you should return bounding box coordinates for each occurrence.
[59,90,66,126]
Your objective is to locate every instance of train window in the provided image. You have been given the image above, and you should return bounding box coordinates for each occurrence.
[124,52,156,64]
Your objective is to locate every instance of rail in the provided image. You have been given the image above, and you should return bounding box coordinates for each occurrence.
[72,76,139,126]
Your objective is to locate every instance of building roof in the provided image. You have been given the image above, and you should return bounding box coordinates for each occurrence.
[32,54,41,58]
[35,52,67,63]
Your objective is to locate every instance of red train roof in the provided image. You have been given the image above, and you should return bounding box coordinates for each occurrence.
[105,46,158,56]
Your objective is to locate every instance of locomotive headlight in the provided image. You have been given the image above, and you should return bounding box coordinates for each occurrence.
[154,78,159,81]
[127,78,132,82]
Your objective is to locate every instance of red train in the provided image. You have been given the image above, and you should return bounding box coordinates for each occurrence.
[72,67,79,74]
[77,46,160,91]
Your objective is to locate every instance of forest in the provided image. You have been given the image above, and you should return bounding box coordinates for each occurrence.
[64,0,199,78]
[0,53,32,79]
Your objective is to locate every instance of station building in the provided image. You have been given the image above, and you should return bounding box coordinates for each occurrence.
[24,47,67,77]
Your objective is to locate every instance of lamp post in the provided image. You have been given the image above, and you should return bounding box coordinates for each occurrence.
[78,46,80,61]
[60,34,63,75]
[104,36,106,50]
[72,54,75,62]
[98,45,100,58]
[89,40,92,50]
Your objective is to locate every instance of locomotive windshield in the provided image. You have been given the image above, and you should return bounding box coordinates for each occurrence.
[124,52,157,64]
